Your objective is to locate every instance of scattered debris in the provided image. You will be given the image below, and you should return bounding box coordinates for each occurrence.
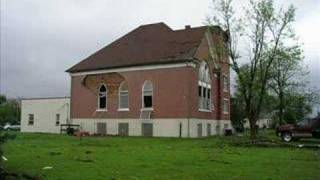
[2,156,8,161]
[42,166,53,170]
[297,144,320,149]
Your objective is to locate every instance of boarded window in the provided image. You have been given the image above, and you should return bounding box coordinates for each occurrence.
[142,123,153,137]
[97,122,107,135]
[119,82,129,109]
[207,123,211,136]
[28,114,34,125]
[118,123,129,136]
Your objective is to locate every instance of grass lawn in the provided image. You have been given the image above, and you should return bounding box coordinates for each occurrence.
[2,132,320,180]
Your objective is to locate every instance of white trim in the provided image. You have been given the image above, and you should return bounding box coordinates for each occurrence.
[198,109,212,112]
[70,62,196,76]
[96,109,108,112]
[198,81,211,88]
[141,108,154,111]
[118,108,129,111]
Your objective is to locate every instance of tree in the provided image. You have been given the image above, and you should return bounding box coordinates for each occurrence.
[207,0,298,139]
[268,45,305,125]
[230,96,246,132]
[0,95,6,106]
[0,99,20,126]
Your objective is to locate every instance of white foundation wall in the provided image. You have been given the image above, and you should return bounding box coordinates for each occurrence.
[72,118,232,138]
[21,98,70,133]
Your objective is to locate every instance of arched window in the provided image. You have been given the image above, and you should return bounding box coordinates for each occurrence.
[142,81,153,108]
[98,84,107,109]
[119,81,129,110]
[198,61,212,110]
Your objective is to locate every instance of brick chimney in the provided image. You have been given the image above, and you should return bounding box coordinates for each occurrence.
[185,25,191,29]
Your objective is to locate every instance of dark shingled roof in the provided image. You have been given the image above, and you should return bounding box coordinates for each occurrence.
[66,22,211,73]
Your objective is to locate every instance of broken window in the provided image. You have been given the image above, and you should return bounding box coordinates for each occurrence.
[143,81,153,108]
[119,81,129,109]
[198,62,212,110]
[98,84,107,109]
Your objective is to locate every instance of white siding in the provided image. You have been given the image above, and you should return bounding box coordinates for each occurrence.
[72,118,232,138]
[21,98,70,133]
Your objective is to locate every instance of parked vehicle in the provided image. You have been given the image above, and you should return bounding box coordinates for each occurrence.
[3,124,21,131]
[276,117,320,142]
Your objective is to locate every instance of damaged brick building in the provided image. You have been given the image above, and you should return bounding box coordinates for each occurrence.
[66,22,231,137]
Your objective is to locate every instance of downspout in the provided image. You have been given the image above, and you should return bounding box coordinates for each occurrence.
[217,71,221,120]
[68,73,72,125]
[216,70,222,135]
[186,61,194,138]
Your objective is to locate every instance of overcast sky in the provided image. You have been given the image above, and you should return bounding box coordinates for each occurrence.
[0,0,319,99]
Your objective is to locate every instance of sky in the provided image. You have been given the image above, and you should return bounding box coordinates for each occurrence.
[0,0,319,100]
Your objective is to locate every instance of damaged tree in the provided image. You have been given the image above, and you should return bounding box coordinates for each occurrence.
[207,0,298,139]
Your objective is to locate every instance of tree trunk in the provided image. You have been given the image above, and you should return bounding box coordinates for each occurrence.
[248,115,258,141]
[279,90,284,125]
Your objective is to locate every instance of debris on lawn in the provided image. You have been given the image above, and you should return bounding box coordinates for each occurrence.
[2,156,8,161]
[297,144,320,149]
[42,166,53,170]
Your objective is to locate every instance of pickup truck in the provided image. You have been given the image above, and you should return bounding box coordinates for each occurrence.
[276,117,320,142]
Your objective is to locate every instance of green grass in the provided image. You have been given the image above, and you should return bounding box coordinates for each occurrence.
[3,132,320,180]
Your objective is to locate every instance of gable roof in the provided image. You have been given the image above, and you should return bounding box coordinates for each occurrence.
[67,23,217,73]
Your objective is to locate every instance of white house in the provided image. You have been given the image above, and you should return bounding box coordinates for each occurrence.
[21,97,70,133]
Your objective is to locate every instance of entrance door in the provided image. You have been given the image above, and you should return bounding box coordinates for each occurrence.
[142,123,153,137]
[118,123,129,136]
[97,122,107,135]
[207,123,211,136]
[197,123,202,137]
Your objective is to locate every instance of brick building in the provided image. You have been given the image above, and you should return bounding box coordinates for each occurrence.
[66,23,231,137]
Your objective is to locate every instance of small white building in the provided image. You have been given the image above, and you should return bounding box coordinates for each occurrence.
[21,97,70,133]
[244,118,272,129]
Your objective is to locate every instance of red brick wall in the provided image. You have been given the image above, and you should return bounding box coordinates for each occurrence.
[71,67,193,119]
